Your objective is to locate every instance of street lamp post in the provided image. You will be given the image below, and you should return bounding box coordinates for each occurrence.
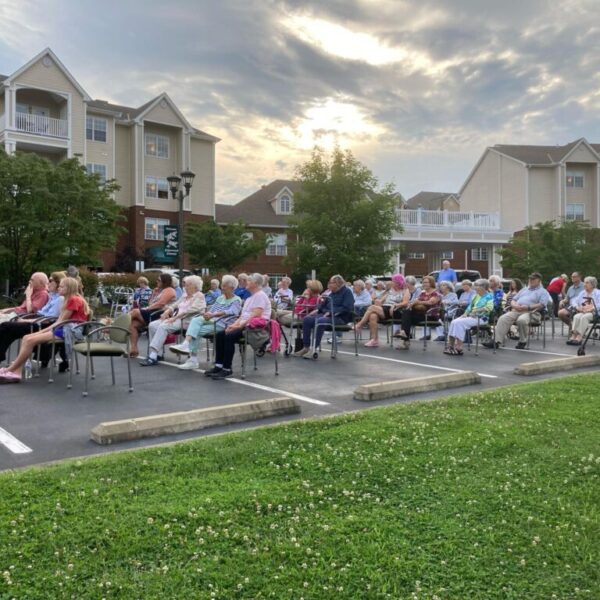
[167,169,195,283]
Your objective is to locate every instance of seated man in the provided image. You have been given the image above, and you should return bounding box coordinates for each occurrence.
[234,273,251,301]
[205,273,272,380]
[204,279,222,305]
[558,272,584,329]
[483,272,551,350]
[0,272,64,365]
[293,275,354,358]
[0,272,49,323]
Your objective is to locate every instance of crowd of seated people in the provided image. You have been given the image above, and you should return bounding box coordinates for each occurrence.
[3,260,600,385]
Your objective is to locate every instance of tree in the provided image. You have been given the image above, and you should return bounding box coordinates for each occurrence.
[0,151,123,289]
[287,147,400,281]
[185,219,268,272]
[499,220,600,281]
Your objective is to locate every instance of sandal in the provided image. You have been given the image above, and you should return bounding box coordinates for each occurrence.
[443,347,455,355]
[129,350,139,358]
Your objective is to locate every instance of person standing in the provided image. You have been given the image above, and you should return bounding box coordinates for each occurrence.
[547,274,568,317]
[437,260,458,286]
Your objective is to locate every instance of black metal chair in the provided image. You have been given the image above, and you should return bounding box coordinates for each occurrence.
[310,310,359,359]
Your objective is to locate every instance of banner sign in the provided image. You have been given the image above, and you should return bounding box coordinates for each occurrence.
[163,225,179,257]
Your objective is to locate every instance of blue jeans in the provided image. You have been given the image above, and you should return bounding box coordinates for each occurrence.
[302,315,346,348]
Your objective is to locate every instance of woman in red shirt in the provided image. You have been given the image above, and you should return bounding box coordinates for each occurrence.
[0,277,89,383]
[547,274,567,317]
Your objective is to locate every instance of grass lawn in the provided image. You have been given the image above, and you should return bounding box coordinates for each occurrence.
[1,375,599,599]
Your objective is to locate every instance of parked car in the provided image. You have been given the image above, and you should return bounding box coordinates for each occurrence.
[142,268,192,279]
[428,269,482,283]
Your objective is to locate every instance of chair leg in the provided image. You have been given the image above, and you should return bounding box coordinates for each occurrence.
[90,356,95,379]
[83,354,90,397]
[67,354,73,389]
[110,356,116,385]
[241,338,247,380]
[126,350,133,392]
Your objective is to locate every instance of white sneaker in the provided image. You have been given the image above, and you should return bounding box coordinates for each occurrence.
[178,358,199,370]
[170,342,191,355]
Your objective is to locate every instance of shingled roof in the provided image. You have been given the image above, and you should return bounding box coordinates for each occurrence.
[216,180,302,227]
[493,139,600,165]
[406,191,457,210]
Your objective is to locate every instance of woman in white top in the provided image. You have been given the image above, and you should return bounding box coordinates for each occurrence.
[354,274,409,348]
[567,276,600,346]
[140,276,206,365]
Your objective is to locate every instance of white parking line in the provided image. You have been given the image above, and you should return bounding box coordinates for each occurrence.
[0,427,32,454]
[156,359,330,406]
[326,349,498,379]
[497,347,573,358]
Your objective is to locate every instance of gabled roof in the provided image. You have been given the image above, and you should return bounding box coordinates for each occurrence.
[3,47,91,101]
[406,191,457,210]
[216,180,302,227]
[86,94,220,142]
[492,138,600,166]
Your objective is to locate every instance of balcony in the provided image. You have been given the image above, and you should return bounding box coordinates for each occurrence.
[15,112,68,138]
[397,209,500,230]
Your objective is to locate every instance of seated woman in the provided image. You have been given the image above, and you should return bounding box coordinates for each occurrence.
[140,276,206,366]
[566,276,600,346]
[398,275,441,349]
[434,281,459,341]
[0,271,65,365]
[444,279,493,356]
[277,280,322,327]
[204,279,222,305]
[505,278,523,307]
[273,277,294,317]
[132,276,152,309]
[0,272,49,322]
[365,279,375,300]
[488,275,505,314]
[457,280,475,313]
[372,280,387,301]
[205,273,272,380]
[172,275,242,370]
[354,274,408,348]
[352,280,372,317]
[128,273,176,357]
[0,277,89,383]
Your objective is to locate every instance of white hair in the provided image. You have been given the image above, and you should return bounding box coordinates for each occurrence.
[185,275,203,292]
[584,276,598,288]
[210,279,220,287]
[249,272,264,287]
[330,274,345,286]
[439,281,454,292]
[353,279,366,289]
[222,274,238,289]
[489,275,501,285]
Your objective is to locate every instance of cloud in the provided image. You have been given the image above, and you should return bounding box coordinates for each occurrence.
[2,0,600,201]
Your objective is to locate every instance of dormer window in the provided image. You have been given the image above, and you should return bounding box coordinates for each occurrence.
[279,194,291,214]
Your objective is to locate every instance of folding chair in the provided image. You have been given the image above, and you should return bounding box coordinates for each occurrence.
[238,321,279,379]
[310,310,359,360]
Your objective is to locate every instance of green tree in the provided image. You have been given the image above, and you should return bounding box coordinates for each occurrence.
[185,219,268,272]
[499,220,600,281]
[0,151,123,289]
[288,147,400,281]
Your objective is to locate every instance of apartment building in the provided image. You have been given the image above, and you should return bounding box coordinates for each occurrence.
[215,180,300,284]
[0,48,218,269]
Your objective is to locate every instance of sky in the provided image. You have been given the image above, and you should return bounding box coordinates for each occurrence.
[2,0,600,204]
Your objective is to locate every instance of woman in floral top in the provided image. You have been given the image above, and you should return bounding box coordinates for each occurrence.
[398,276,441,349]
[444,279,493,356]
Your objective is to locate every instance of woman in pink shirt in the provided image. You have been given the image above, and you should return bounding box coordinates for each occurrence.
[206,273,271,380]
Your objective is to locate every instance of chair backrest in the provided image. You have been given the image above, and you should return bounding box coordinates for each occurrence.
[110,312,131,344]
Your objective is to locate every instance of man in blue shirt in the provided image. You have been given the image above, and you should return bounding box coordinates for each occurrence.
[557,271,584,328]
[234,273,251,301]
[294,274,354,358]
[484,272,551,349]
[438,260,457,286]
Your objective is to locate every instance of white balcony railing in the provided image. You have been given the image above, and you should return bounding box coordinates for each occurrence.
[397,209,500,230]
[15,112,68,138]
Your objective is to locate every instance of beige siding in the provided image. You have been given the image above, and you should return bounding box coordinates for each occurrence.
[14,88,66,119]
[529,167,557,225]
[565,162,597,222]
[190,137,215,216]
[460,151,501,214]
[565,144,598,163]
[114,124,132,207]
[13,56,86,158]
[0,94,4,115]
[443,197,460,211]
[144,102,186,128]
[86,112,114,180]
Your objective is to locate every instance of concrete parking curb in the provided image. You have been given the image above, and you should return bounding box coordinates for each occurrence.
[354,371,481,402]
[513,355,600,376]
[91,397,301,445]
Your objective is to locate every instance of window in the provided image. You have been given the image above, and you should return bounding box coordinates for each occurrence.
[86,163,107,184]
[144,217,170,240]
[279,194,291,214]
[408,252,425,259]
[471,247,489,261]
[145,176,169,199]
[566,171,584,188]
[266,233,287,256]
[145,133,169,158]
[86,117,107,142]
[566,203,585,221]
[441,251,454,260]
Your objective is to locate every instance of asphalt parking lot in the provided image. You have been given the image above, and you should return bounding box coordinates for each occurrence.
[1,327,599,471]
